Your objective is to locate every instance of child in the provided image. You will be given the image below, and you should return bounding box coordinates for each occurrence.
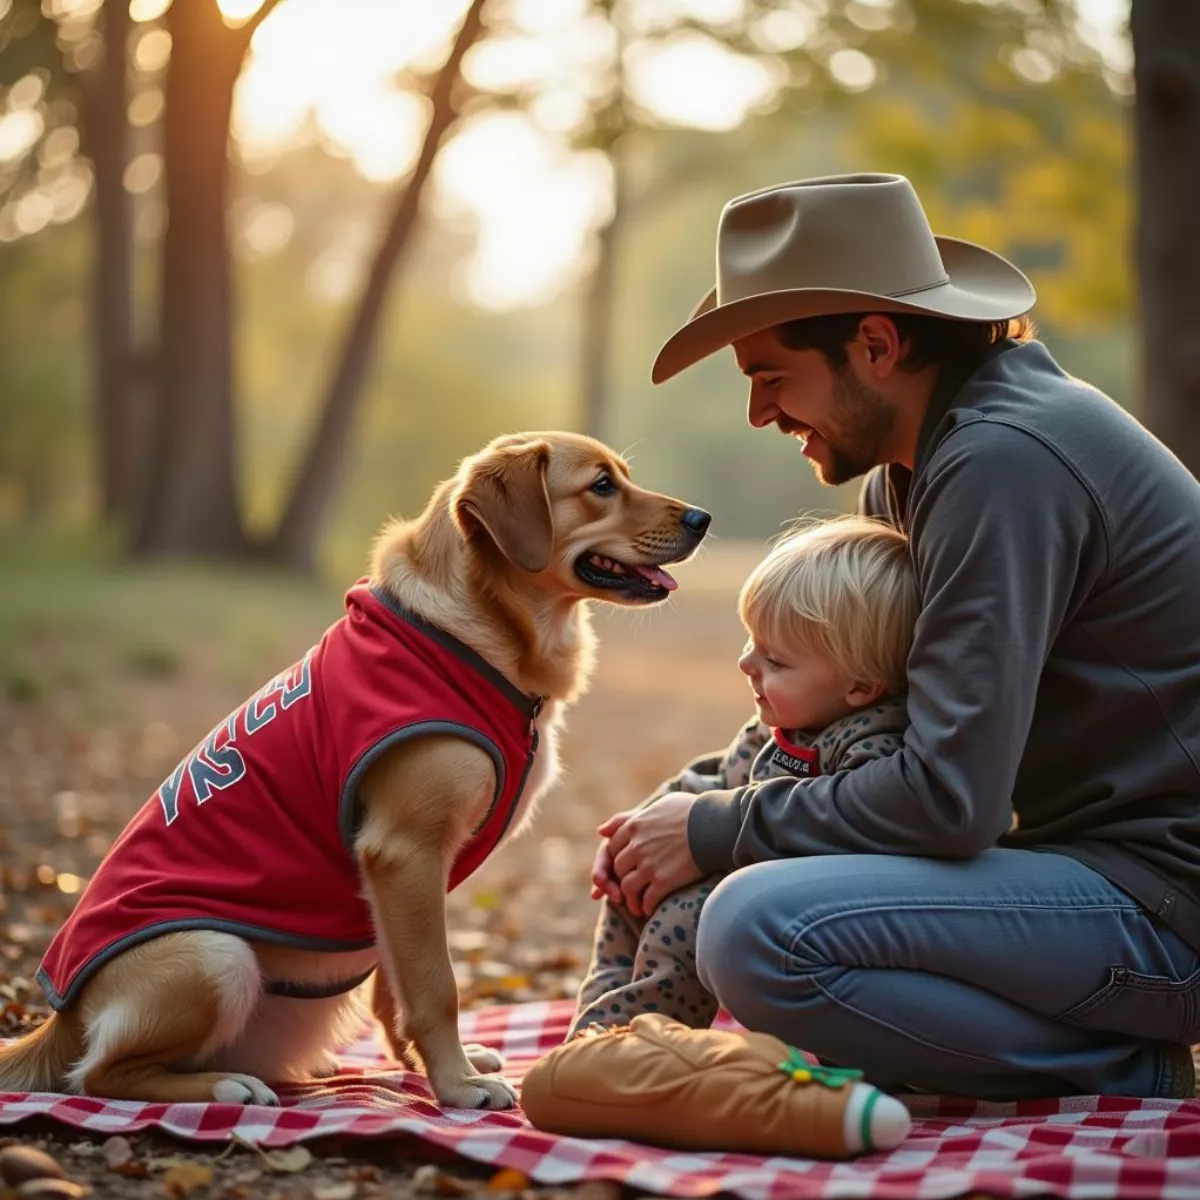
[572,515,919,1034]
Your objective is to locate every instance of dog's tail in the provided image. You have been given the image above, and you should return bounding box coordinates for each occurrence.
[0,1013,80,1093]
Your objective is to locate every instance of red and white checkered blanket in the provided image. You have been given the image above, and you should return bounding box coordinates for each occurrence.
[4,1000,1200,1199]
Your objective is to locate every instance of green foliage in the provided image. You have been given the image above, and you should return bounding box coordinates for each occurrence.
[0,0,1135,553]
[230,153,576,576]
[837,0,1132,331]
[5,663,43,703]
[0,0,82,215]
[121,641,182,678]
[0,526,338,701]
[0,0,66,89]
[0,223,89,521]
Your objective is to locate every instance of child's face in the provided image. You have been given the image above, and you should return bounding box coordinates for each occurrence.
[738,633,879,732]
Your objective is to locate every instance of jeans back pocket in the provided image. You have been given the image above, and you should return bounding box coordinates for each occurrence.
[1057,964,1200,1045]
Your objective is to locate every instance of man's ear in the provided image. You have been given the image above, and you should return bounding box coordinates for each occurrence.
[452,440,554,572]
[857,314,904,375]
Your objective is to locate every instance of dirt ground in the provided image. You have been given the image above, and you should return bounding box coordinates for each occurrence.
[0,541,765,1199]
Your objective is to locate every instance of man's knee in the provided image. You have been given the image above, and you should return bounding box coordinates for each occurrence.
[696,858,875,1020]
[695,864,797,1018]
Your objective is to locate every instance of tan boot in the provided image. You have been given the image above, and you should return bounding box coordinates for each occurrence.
[520,1013,910,1159]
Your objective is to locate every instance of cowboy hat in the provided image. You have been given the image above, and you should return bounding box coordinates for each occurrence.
[651,173,1036,384]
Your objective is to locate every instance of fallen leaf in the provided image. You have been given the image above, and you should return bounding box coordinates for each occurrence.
[262,1145,312,1174]
[448,930,487,954]
[487,1168,531,1192]
[0,1145,67,1185]
[313,1184,357,1200]
[149,1157,201,1172]
[536,950,581,971]
[162,1163,214,1197]
[571,1183,623,1200]
[413,1164,472,1196]
[100,1135,134,1169]
[14,1180,85,1199]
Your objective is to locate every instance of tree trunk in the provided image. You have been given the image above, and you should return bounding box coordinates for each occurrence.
[1132,0,1200,472]
[577,0,627,443]
[268,0,489,572]
[86,0,135,522]
[133,0,247,557]
[580,141,625,442]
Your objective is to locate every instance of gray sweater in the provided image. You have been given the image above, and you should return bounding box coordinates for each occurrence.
[689,339,1200,951]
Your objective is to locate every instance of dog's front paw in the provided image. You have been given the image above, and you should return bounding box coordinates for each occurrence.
[212,1074,280,1106]
[463,1042,505,1073]
[434,1072,518,1110]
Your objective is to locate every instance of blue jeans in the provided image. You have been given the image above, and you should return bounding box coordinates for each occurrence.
[695,849,1200,1099]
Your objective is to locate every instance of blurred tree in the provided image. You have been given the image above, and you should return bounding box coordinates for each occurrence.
[1131,0,1200,474]
[86,0,135,523]
[130,0,488,562]
[561,0,1130,454]
[268,0,488,570]
[134,0,283,556]
[834,0,1130,331]
[578,0,626,444]
[0,227,89,523]
[0,0,129,519]
[0,0,141,522]
[0,0,1148,559]
[0,0,491,561]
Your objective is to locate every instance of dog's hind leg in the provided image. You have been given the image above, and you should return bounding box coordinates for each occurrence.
[68,930,279,1105]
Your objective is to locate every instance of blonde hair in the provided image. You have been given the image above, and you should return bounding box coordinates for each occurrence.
[737,515,918,693]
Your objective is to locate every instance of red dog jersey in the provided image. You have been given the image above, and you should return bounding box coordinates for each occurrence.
[38,584,542,1009]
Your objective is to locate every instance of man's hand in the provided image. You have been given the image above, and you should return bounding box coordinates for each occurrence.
[608,793,702,917]
[590,810,633,904]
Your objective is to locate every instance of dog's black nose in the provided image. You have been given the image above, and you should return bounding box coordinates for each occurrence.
[681,508,712,535]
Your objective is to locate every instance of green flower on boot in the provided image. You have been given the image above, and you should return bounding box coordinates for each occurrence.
[776,1046,864,1090]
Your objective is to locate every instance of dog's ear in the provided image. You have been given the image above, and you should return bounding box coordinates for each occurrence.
[452,440,554,573]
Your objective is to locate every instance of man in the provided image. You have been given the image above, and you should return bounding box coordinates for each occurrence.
[595,173,1200,1099]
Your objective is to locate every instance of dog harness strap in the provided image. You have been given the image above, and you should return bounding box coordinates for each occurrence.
[263,965,377,1000]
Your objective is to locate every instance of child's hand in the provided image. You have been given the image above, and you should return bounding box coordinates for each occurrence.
[590,810,634,903]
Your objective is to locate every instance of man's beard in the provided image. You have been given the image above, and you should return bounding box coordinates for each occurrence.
[792,367,896,486]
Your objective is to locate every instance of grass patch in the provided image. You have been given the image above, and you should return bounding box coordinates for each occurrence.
[0,528,342,703]
[5,663,43,703]
[121,641,182,678]
[0,526,770,708]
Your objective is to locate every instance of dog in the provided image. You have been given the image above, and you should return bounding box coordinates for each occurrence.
[0,432,710,1111]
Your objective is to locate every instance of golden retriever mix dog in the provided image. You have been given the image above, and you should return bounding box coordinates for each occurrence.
[0,432,709,1111]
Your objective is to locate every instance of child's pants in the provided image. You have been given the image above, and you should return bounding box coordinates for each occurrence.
[572,876,723,1035]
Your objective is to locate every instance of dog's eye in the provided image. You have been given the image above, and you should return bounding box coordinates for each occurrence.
[590,473,617,496]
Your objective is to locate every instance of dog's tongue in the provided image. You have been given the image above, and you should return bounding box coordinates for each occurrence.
[631,563,678,592]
